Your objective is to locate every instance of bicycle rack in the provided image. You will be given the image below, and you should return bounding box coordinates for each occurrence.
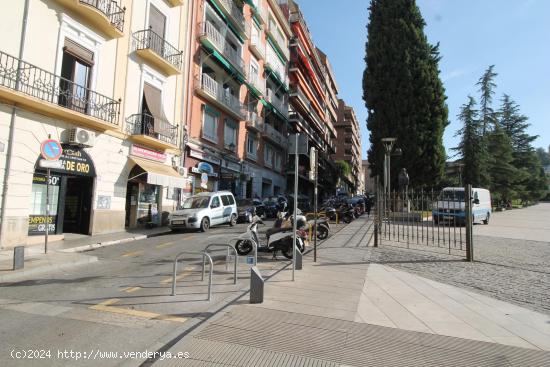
[203,244,238,284]
[171,251,213,301]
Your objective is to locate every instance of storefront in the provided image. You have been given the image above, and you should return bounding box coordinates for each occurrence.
[219,159,241,196]
[125,145,188,228]
[187,149,221,194]
[28,145,96,235]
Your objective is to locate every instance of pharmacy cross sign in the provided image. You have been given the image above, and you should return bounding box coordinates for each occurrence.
[40,139,63,161]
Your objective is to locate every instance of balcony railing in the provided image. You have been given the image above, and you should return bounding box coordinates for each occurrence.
[248,73,265,95]
[0,50,120,125]
[79,0,125,33]
[134,29,183,72]
[246,111,264,131]
[199,22,245,76]
[126,113,178,146]
[265,44,288,88]
[217,0,246,32]
[266,20,289,60]
[196,73,245,119]
[263,123,286,147]
[247,23,265,60]
[265,89,288,118]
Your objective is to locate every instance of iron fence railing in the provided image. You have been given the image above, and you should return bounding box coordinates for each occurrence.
[196,73,245,119]
[265,88,288,118]
[217,0,245,30]
[246,111,264,130]
[134,29,183,70]
[198,22,245,75]
[265,45,288,87]
[126,113,178,146]
[79,0,125,33]
[0,50,120,125]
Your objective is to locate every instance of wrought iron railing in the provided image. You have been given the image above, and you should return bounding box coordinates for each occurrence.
[196,73,245,119]
[265,88,288,118]
[263,123,286,146]
[265,45,288,87]
[247,22,265,58]
[79,0,125,33]
[246,111,264,130]
[217,0,245,30]
[0,50,120,125]
[267,20,289,59]
[198,22,245,75]
[126,113,178,146]
[134,29,183,70]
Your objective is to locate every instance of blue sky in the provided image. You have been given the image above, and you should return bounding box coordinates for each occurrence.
[295,0,550,158]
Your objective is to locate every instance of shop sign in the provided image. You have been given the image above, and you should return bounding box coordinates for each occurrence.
[189,149,221,165]
[35,146,96,177]
[131,145,166,162]
[223,159,241,172]
[28,215,56,235]
[32,173,61,186]
[191,162,219,177]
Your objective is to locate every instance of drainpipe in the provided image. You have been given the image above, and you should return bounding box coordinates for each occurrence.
[181,0,197,170]
[0,0,30,249]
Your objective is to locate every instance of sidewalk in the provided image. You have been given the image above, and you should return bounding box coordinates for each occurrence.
[153,216,550,366]
[0,226,171,282]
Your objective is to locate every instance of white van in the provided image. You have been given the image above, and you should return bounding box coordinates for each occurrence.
[432,187,491,225]
[169,191,238,232]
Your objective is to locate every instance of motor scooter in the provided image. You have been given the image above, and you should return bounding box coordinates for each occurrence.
[235,216,306,259]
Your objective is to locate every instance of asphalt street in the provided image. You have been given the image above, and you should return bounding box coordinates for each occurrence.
[0,220,308,366]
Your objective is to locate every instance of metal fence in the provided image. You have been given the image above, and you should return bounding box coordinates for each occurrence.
[133,28,183,70]
[374,184,474,259]
[126,113,178,146]
[80,0,125,32]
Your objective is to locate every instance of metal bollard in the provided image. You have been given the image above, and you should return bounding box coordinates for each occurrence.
[172,251,214,301]
[13,246,24,270]
[203,244,238,284]
[250,266,264,304]
[295,248,302,270]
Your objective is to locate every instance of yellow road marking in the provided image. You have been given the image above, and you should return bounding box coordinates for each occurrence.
[122,250,143,257]
[160,266,194,284]
[185,235,196,241]
[156,242,174,249]
[121,286,141,293]
[90,298,187,323]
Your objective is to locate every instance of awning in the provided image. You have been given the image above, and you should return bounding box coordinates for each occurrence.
[129,157,187,188]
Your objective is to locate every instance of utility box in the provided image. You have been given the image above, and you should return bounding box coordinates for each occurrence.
[250,266,264,304]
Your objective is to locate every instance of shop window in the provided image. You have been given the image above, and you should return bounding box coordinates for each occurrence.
[202,106,218,142]
[224,118,237,151]
[59,39,93,113]
[28,174,60,235]
[247,133,257,158]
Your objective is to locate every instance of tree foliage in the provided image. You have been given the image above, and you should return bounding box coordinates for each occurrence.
[476,65,498,135]
[363,0,448,188]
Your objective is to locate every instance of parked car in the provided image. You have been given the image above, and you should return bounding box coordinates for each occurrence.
[169,191,237,232]
[236,198,264,223]
[262,196,285,218]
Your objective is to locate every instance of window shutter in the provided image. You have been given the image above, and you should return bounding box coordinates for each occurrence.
[143,83,171,136]
[63,39,94,66]
[149,5,166,37]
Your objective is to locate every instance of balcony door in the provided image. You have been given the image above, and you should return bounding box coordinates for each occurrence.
[149,5,166,55]
[59,39,93,114]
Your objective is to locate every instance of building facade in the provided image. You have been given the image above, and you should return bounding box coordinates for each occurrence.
[0,0,191,248]
[334,99,362,194]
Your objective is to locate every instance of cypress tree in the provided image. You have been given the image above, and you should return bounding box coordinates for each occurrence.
[477,65,498,136]
[486,125,517,204]
[363,0,448,188]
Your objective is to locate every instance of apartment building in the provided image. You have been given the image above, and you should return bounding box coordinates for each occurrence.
[334,99,362,194]
[0,0,190,248]
[279,1,338,200]
[184,0,289,198]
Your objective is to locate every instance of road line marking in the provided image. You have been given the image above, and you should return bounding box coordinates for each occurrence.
[156,242,174,249]
[122,250,143,257]
[185,235,196,241]
[89,299,186,323]
[160,266,194,284]
[121,286,141,293]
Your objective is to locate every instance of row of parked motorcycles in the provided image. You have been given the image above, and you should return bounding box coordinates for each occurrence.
[235,205,330,260]
[320,196,371,224]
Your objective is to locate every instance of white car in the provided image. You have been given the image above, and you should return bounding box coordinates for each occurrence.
[169,191,238,232]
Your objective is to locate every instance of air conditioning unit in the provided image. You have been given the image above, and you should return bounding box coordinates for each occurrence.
[177,166,188,177]
[68,128,95,147]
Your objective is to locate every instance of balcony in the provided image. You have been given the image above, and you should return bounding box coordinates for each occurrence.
[248,73,265,96]
[0,50,120,130]
[247,23,265,61]
[262,123,286,147]
[266,20,289,60]
[166,0,184,6]
[195,73,245,120]
[265,44,288,89]
[246,112,264,131]
[198,22,246,79]
[126,113,178,151]
[134,29,182,76]
[265,89,288,119]
[56,0,125,38]
[212,0,246,36]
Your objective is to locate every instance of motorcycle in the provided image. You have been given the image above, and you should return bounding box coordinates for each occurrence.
[235,216,306,259]
[277,208,331,241]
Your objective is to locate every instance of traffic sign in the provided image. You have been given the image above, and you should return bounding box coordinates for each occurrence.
[40,139,63,161]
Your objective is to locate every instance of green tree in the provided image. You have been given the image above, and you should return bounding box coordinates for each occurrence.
[486,125,517,204]
[363,0,448,188]
[477,65,498,136]
[452,96,488,186]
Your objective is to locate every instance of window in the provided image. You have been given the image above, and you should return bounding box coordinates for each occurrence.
[59,39,93,113]
[202,106,218,142]
[228,195,235,205]
[211,196,220,208]
[250,58,259,85]
[247,133,257,158]
[149,5,166,38]
[224,118,237,151]
[221,195,230,206]
[274,151,282,170]
[264,144,273,167]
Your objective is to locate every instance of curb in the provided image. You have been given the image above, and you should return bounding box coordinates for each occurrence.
[58,232,168,253]
[0,255,98,282]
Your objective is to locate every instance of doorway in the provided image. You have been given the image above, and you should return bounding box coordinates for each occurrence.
[63,176,93,234]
